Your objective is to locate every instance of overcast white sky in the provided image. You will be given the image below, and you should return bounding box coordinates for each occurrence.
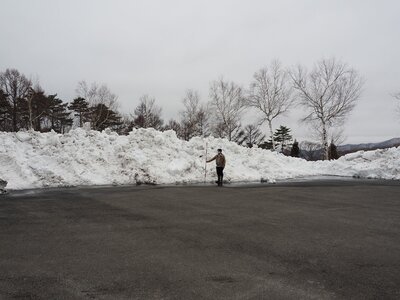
[1,0,399,143]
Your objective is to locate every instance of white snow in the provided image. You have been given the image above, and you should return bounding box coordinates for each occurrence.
[0,128,399,190]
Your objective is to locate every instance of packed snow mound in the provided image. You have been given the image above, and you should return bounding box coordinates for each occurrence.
[319,147,400,180]
[0,128,399,190]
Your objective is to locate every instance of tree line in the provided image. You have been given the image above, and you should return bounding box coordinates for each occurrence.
[1,57,374,160]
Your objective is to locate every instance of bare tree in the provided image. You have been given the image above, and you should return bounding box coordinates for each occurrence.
[76,81,118,108]
[197,105,210,137]
[246,60,294,150]
[394,92,400,115]
[164,119,182,136]
[291,58,363,160]
[209,78,245,141]
[299,141,321,161]
[0,69,32,131]
[242,124,266,147]
[75,81,119,130]
[308,121,346,148]
[132,95,163,130]
[180,89,210,140]
[328,127,346,146]
[180,89,200,140]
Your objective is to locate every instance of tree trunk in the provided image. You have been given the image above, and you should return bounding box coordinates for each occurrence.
[321,121,329,160]
[28,98,33,130]
[12,92,17,132]
[79,111,83,127]
[268,119,275,151]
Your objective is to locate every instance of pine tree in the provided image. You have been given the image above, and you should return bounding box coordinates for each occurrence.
[274,125,293,153]
[329,142,339,160]
[113,115,135,135]
[29,89,49,131]
[259,138,274,150]
[290,140,300,157]
[90,104,122,131]
[46,95,73,133]
[68,97,90,127]
[0,89,11,131]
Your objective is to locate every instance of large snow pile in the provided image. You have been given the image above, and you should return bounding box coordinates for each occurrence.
[0,128,399,190]
[319,147,400,180]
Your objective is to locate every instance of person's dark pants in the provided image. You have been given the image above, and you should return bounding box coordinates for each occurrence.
[216,167,224,186]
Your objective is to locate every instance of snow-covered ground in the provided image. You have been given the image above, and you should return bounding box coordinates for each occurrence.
[0,128,399,190]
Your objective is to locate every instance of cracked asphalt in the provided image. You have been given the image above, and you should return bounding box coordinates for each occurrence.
[0,179,400,299]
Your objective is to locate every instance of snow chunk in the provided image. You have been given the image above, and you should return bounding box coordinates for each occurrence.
[167,159,191,175]
[15,131,32,142]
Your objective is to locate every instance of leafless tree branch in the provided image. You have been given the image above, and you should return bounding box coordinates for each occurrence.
[291,58,363,160]
[209,78,245,141]
[76,80,119,130]
[246,60,294,150]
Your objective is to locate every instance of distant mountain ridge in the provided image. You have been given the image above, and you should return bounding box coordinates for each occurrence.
[299,137,400,160]
[338,137,400,154]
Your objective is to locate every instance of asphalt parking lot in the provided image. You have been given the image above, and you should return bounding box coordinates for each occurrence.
[1,179,400,299]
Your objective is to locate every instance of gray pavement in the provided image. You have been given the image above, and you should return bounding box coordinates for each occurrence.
[0,180,400,299]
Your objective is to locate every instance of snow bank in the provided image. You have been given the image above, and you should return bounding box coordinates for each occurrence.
[322,147,400,180]
[0,128,399,190]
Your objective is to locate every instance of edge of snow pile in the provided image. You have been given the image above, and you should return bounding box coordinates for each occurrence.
[0,128,399,190]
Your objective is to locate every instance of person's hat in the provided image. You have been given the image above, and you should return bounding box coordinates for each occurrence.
[217,148,222,152]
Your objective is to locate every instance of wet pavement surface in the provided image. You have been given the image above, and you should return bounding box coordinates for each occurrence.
[1,179,400,299]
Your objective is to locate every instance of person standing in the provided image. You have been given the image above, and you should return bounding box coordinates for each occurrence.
[206,149,226,186]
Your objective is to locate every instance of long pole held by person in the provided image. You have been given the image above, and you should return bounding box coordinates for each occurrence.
[204,142,208,183]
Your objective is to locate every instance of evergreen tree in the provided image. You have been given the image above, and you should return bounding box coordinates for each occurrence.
[290,140,300,157]
[259,137,274,150]
[29,89,49,131]
[15,94,30,130]
[329,142,339,160]
[46,95,73,133]
[0,89,11,131]
[68,97,90,127]
[274,125,293,153]
[114,115,135,135]
[90,103,122,131]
